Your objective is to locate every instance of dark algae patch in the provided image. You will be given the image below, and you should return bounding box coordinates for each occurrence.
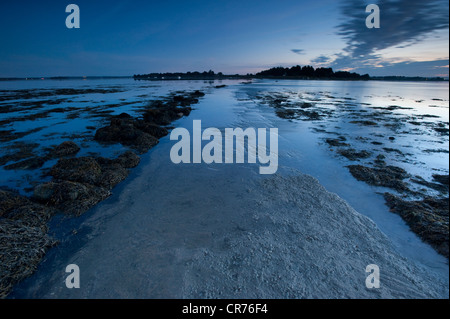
[384,194,449,258]
[0,189,57,298]
[347,165,409,191]
[337,149,371,161]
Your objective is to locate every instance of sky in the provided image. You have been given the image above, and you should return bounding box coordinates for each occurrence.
[0,0,448,77]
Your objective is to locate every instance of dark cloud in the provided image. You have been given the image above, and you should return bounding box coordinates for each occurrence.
[337,0,449,58]
[311,55,332,64]
[291,49,305,55]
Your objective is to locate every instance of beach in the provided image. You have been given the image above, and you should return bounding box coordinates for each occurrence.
[1,78,448,298]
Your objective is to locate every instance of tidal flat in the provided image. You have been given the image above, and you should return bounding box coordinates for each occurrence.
[1,78,448,298]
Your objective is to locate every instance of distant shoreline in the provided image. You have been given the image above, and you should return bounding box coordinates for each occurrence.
[0,75,448,82]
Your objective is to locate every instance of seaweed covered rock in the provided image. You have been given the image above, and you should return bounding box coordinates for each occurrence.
[0,218,57,298]
[191,90,205,97]
[347,165,409,191]
[94,113,159,154]
[134,121,169,138]
[4,157,45,170]
[50,157,102,184]
[113,150,140,168]
[0,142,40,166]
[325,138,349,147]
[33,181,111,216]
[172,94,198,106]
[338,149,371,161]
[48,151,140,190]
[384,193,449,258]
[34,151,141,215]
[133,133,159,154]
[47,141,80,158]
[94,152,139,169]
[0,189,54,228]
[0,189,57,298]
[433,174,449,191]
[142,107,191,125]
[94,91,203,153]
[92,152,141,188]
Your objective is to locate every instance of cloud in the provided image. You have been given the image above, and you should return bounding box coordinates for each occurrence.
[291,49,305,55]
[325,0,449,75]
[311,55,332,64]
[337,0,449,58]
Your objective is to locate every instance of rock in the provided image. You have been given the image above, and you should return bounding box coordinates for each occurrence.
[134,133,159,154]
[92,158,130,189]
[95,151,140,170]
[35,151,141,214]
[134,121,169,138]
[33,181,111,216]
[299,102,313,108]
[0,142,39,166]
[275,109,296,119]
[434,127,449,136]
[433,174,449,187]
[4,157,45,170]
[48,152,141,189]
[48,141,80,158]
[94,114,159,154]
[96,92,200,152]
[350,120,378,126]
[374,154,386,166]
[178,106,192,116]
[337,149,371,161]
[115,151,140,168]
[97,165,129,189]
[383,147,403,154]
[325,138,350,147]
[50,157,102,184]
[191,90,205,97]
[33,184,54,201]
[0,189,54,228]
[347,165,409,191]
[0,217,56,299]
[411,176,448,193]
[143,107,190,125]
[298,110,321,120]
[173,95,198,105]
[115,112,133,119]
[384,193,449,258]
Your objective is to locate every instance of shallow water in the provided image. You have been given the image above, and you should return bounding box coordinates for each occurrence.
[3,78,449,298]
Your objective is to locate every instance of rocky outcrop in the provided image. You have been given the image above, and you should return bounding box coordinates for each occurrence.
[0,189,57,298]
[384,193,449,258]
[347,164,409,191]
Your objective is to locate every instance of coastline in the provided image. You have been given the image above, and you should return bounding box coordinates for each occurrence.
[8,142,449,298]
[1,78,448,298]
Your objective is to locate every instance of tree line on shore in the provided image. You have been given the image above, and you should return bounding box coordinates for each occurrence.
[133,65,447,81]
[255,65,369,79]
[133,66,370,80]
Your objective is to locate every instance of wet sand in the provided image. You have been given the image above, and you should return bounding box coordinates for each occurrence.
[10,143,448,298]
